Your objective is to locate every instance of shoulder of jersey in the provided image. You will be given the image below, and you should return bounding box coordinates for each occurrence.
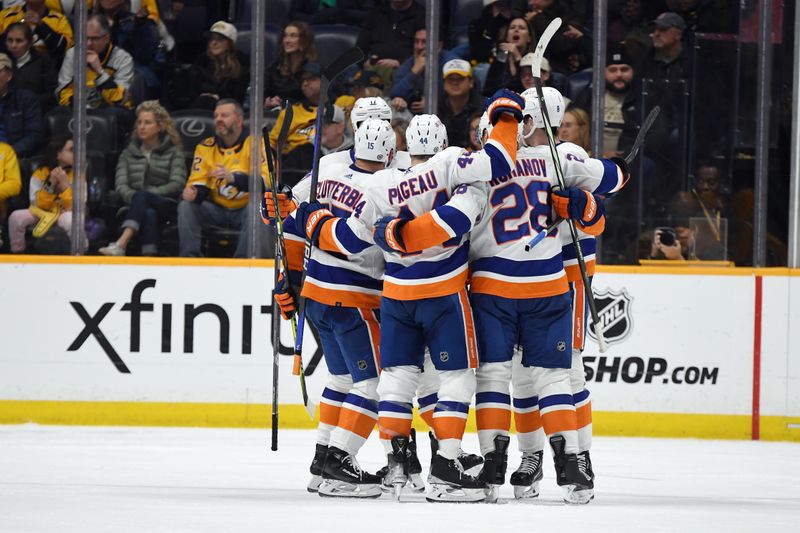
[320,150,352,167]
[392,150,411,169]
[557,141,589,159]
[200,136,217,148]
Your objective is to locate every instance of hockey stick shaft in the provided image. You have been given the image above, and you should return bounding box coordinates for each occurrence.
[293,47,364,388]
[531,18,609,352]
[624,105,661,165]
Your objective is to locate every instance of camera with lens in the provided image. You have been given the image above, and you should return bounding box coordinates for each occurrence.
[657,227,677,246]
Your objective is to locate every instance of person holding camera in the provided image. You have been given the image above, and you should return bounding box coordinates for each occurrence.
[482,16,535,96]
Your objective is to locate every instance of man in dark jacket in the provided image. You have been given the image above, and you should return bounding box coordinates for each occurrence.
[437,59,483,149]
[0,53,42,158]
[356,0,424,65]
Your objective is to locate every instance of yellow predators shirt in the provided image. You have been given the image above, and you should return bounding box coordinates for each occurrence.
[268,101,317,155]
[187,133,268,210]
[31,166,73,211]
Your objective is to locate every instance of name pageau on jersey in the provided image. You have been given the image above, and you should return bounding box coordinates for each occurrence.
[283,162,387,308]
[469,141,625,299]
[314,116,520,301]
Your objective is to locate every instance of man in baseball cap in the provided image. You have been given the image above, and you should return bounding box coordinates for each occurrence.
[439,59,482,149]
[642,11,687,81]
[519,53,551,90]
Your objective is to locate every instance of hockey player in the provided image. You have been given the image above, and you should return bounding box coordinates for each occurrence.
[468,87,627,503]
[292,89,526,502]
[267,119,397,498]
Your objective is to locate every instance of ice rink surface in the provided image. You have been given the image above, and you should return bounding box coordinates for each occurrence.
[1,425,799,533]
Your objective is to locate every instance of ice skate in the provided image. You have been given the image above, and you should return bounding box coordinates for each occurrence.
[384,436,410,500]
[317,447,382,499]
[307,443,327,493]
[406,429,426,492]
[563,451,595,504]
[549,435,593,504]
[428,430,484,474]
[426,453,487,503]
[478,435,510,503]
[510,450,543,499]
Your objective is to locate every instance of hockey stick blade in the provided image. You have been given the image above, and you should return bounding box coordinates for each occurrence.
[531,18,562,78]
[624,106,660,165]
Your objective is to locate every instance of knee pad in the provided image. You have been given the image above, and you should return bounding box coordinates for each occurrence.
[416,350,440,399]
[476,360,512,395]
[531,366,571,396]
[351,376,379,401]
[376,365,419,403]
[511,353,537,399]
[569,349,586,393]
[437,368,476,405]
[327,373,353,394]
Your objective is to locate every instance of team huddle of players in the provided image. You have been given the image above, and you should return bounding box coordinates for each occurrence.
[261,87,628,504]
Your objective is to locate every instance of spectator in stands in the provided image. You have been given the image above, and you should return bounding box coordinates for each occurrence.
[92,0,162,99]
[319,103,351,156]
[357,0,424,69]
[268,62,321,185]
[5,22,56,112]
[0,51,42,158]
[57,14,135,133]
[0,139,21,245]
[439,59,482,149]
[640,12,687,83]
[184,21,248,110]
[289,0,375,26]
[467,112,482,151]
[7,134,72,253]
[0,0,73,60]
[558,106,591,153]
[392,117,407,151]
[607,0,651,70]
[671,0,737,33]
[648,192,703,261]
[467,0,514,64]
[350,69,385,100]
[389,27,458,115]
[177,98,273,258]
[99,100,186,256]
[522,0,590,74]
[482,16,534,96]
[572,45,640,158]
[263,21,316,110]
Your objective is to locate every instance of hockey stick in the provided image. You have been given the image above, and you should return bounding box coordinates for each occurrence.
[524,105,662,251]
[531,18,609,353]
[264,102,300,448]
[292,46,365,405]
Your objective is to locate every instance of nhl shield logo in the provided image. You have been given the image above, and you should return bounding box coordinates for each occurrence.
[588,288,633,345]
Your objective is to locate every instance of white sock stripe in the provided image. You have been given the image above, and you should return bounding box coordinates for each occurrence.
[432,410,469,420]
[540,404,577,416]
[475,402,512,411]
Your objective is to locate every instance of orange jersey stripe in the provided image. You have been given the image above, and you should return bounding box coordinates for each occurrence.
[541,409,578,435]
[458,289,479,369]
[564,258,596,281]
[433,416,468,441]
[382,268,469,300]
[285,238,305,272]
[358,308,381,371]
[576,402,592,429]
[475,407,512,431]
[377,416,413,440]
[469,275,569,299]
[514,411,542,433]
[400,212,453,253]
[301,281,381,309]
[319,402,342,426]
[572,278,586,350]
[336,407,378,439]
[418,408,435,429]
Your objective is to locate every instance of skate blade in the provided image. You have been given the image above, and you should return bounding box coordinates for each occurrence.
[563,486,594,505]
[318,480,382,499]
[426,482,486,503]
[512,482,541,499]
[484,485,501,503]
[393,482,403,501]
[307,474,323,493]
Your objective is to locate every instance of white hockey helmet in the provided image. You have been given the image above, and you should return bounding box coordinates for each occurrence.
[354,118,396,166]
[521,86,566,129]
[406,114,448,156]
[350,97,392,131]
[477,111,491,148]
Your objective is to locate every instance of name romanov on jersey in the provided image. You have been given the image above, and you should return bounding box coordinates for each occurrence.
[388,170,439,205]
[489,157,548,187]
[317,179,366,218]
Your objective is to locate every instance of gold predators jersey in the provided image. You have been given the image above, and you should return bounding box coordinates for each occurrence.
[187,133,268,210]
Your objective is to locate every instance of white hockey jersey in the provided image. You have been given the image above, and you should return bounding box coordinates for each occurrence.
[320,148,412,170]
[469,141,624,298]
[283,163,386,308]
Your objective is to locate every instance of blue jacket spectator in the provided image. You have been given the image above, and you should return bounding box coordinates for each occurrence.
[389,27,458,104]
[0,53,41,158]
